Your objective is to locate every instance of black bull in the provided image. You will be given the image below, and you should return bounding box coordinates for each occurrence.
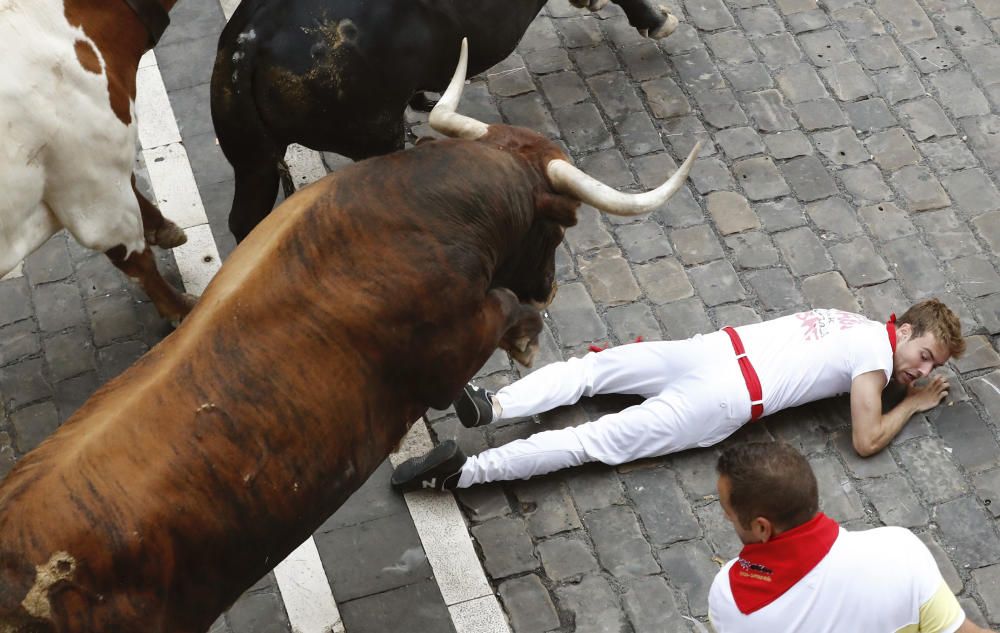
[0,42,696,631]
[211,0,679,241]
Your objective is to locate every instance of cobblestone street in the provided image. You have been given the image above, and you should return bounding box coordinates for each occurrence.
[3,0,1000,629]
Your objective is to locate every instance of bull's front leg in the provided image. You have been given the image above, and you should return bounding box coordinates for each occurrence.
[480,288,544,368]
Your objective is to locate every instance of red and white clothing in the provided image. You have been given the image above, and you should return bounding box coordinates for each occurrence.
[457,310,894,488]
[709,517,966,633]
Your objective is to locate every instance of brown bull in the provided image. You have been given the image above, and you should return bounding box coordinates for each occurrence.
[0,40,698,632]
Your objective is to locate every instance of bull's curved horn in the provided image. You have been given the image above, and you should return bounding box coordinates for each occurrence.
[546,141,702,216]
[428,38,489,140]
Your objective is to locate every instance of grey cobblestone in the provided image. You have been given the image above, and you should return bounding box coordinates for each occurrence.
[689,260,747,306]
[620,41,672,81]
[874,0,937,43]
[734,156,791,199]
[949,256,1000,298]
[875,67,927,105]
[585,505,660,577]
[890,166,951,212]
[780,155,838,201]
[687,0,736,31]
[656,298,714,339]
[547,283,607,346]
[820,61,877,101]
[553,102,612,152]
[693,89,750,129]
[614,112,665,156]
[931,70,991,118]
[895,437,968,504]
[670,224,725,265]
[866,128,920,171]
[806,197,863,239]
[641,78,690,119]
[743,89,798,131]
[913,210,979,260]
[691,157,737,194]
[935,402,1000,472]
[11,401,59,453]
[763,130,813,158]
[861,474,930,528]
[623,467,701,545]
[935,496,1000,568]
[794,98,849,131]
[953,335,1000,373]
[555,575,625,632]
[786,9,830,34]
[738,6,784,35]
[856,36,907,70]
[706,30,757,64]
[776,64,828,103]
[844,97,897,132]
[588,72,643,121]
[499,574,560,633]
[580,249,642,305]
[634,257,693,304]
[707,191,760,234]
[723,62,774,92]
[943,168,1000,217]
[538,536,599,581]
[813,128,868,166]
[859,201,916,241]
[654,540,718,617]
[828,237,893,287]
[622,576,688,633]
[714,127,766,159]
[802,272,859,311]
[841,166,893,204]
[774,227,833,275]
[811,454,865,521]
[470,517,539,578]
[745,268,805,310]
[513,478,583,538]
[725,231,780,269]
[897,98,956,141]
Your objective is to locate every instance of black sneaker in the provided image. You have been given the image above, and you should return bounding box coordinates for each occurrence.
[391,440,467,492]
[454,383,496,428]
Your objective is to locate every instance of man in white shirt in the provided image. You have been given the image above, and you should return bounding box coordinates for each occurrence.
[392,299,965,492]
[708,441,993,633]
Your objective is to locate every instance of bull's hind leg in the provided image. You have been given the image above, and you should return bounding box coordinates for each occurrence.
[106,245,196,323]
[227,151,283,242]
[133,178,187,249]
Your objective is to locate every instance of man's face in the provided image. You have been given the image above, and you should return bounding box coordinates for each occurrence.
[718,475,758,545]
[893,324,950,386]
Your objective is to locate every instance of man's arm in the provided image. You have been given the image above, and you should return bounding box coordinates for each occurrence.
[957,617,997,633]
[850,370,949,457]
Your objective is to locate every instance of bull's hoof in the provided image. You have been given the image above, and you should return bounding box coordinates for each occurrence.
[507,340,539,368]
[148,219,188,249]
[648,8,679,39]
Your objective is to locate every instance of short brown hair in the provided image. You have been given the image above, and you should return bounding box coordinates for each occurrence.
[897,298,965,358]
[717,442,817,532]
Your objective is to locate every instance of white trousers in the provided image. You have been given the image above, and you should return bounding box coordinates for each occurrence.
[457,331,752,488]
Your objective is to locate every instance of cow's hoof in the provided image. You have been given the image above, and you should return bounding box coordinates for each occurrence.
[148,220,188,249]
[648,9,679,39]
[167,293,199,326]
[508,341,539,368]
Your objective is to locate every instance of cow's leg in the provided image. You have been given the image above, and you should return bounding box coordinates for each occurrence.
[614,0,678,38]
[133,177,187,249]
[228,152,283,243]
[105,245,196,323]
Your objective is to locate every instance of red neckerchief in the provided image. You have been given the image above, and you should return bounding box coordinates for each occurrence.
[729,513,840,615]
[886,313,897,353]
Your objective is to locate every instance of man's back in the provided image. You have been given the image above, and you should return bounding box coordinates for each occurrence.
[709,526,964,633]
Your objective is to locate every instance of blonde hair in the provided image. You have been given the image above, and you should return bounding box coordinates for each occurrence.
[897,298,965,358]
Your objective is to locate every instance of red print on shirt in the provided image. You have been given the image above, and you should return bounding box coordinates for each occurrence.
[797,310,867,340]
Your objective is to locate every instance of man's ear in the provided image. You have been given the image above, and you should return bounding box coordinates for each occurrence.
[750,516,775,543]
[897,322,912,343]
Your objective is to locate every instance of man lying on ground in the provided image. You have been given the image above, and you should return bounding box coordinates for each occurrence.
[392,299,964,492]
[709,441,992,633]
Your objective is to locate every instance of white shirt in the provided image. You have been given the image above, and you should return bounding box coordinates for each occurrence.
[709,526,966,633]
[735,309,893,416]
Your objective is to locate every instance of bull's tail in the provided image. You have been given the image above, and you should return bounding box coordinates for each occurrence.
[210,0,284,242]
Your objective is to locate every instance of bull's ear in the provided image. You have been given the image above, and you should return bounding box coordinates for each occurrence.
[534,191,579,227]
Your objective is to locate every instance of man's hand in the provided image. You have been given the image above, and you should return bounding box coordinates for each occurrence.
[905,375,949,412]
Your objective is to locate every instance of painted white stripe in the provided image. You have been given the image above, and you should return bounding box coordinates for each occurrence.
[136,46,342,633]
[274,538,345,633]
[391,423,507,631]
[450,595,510,633]
[1,262,23,281]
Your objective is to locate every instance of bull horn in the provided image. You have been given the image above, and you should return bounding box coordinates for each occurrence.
[428,38,489,140]
[546,141,702,216]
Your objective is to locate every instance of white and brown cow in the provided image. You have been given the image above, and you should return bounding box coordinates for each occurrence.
[0,0,194,322]
[0,40,699,632]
